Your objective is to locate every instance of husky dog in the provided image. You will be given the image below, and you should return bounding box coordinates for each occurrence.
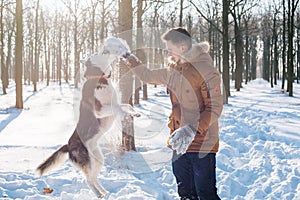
[36,37,139,198]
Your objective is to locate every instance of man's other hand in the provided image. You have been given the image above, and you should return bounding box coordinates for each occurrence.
[168,125,197,154]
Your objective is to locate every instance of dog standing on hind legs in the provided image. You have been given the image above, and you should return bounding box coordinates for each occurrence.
[36,37,140,198]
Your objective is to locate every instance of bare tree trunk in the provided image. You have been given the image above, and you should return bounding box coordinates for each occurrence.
[51,44,56,81]
[270,43,274,88]
[244,19,250,85]
[134,77,141,105]
[100,0,106,40]
[64,17,70,83]
[57,22,62,85]
[234,23,243,91]
[0,1,7,94]
[263,37,271,81]
[33,0,40,92]
[230,47,235,81]
[287,0,299,96]
[281,0,287,91]
[15,0,23,109]
[142,83,148,100]
[134,0,145,105]
[74,17,79,88]
[179,0,184,27]
[62,0,81,88]
[272,9,280,86]
[250,35,258,80]
[119,60,135,151]
[41,11,50,86]
[47,43,50,85]
[24,41,31,85]
[222,0,230,104]
[297,12,300,83]
[6,26,13,84]
[89,0,98,52]
[119,0,136,151]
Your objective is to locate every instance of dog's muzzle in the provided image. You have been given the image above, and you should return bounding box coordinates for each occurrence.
[123,52,131,58]
[102,49,110,55]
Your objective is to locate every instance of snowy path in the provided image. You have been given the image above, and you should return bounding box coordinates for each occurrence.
[0,79,299,199]
[217,80,300,199]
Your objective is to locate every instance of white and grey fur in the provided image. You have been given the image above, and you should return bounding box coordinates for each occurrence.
[36,37,139,198]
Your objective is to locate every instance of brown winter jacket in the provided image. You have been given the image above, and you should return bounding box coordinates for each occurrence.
[129,42,223,153]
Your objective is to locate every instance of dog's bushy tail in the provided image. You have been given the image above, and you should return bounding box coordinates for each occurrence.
[36,145,69,176]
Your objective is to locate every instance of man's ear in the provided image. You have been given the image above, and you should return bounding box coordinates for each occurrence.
[180,45,188,53]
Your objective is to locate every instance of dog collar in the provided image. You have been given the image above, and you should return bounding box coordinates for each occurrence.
[86,74,111,79]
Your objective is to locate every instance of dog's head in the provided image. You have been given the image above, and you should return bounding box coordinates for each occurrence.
[81,37,130,78]
[102,37,130,57]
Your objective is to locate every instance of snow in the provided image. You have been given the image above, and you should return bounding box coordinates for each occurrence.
[0,79,299,200]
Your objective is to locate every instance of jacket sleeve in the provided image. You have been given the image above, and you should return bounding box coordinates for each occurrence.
[130,64,171,85]
[197,70,223,134]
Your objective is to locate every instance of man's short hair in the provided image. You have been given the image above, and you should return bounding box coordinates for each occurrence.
[161,27,192,50]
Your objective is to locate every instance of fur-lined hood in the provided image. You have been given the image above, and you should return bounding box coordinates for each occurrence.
[181,41,212,64]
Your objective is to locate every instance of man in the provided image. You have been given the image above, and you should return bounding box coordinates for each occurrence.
[124,27,223,199]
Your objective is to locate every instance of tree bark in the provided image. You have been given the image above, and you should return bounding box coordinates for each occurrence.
[134,0,146,105]
[262,36,270,81]
[297,12,300,83]
[287,0,299,96]
[41,11,50,86]
[250,35,258,80]
[179,0,184,27]
[272,10,279,86]
[33,0,39,92]
[15,0,23,109]
[0,1,7,94]
[119,0,136,151]
[57,22,62,85]
[281,0,287,91]
[222,0,230,104]
[234,22,243,91]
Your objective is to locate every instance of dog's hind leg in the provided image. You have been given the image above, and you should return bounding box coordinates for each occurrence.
[85,139,108,198]
[68,132,105,198]
[82,163,104,198]
[91,156,108,197]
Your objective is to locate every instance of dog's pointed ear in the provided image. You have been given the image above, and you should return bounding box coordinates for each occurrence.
[81,57,93,68]
[80,59,86,64]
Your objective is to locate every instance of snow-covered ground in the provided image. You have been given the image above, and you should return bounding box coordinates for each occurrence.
[0,79,299,200]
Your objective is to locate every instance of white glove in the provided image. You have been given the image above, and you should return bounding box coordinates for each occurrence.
[168,125,197,154]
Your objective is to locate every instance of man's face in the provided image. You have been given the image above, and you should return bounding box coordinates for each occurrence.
[165,40,187,63]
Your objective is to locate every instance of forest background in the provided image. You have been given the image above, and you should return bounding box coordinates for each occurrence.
[0,0,299,150]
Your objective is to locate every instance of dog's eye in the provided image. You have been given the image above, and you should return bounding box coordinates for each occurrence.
[97,84,107,89]
[102,49,110,54]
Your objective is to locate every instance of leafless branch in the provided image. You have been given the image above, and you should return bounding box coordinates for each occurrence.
[188,0,223,34]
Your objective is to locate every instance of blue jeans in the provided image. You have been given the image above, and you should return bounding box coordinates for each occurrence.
[172,152,221,200]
